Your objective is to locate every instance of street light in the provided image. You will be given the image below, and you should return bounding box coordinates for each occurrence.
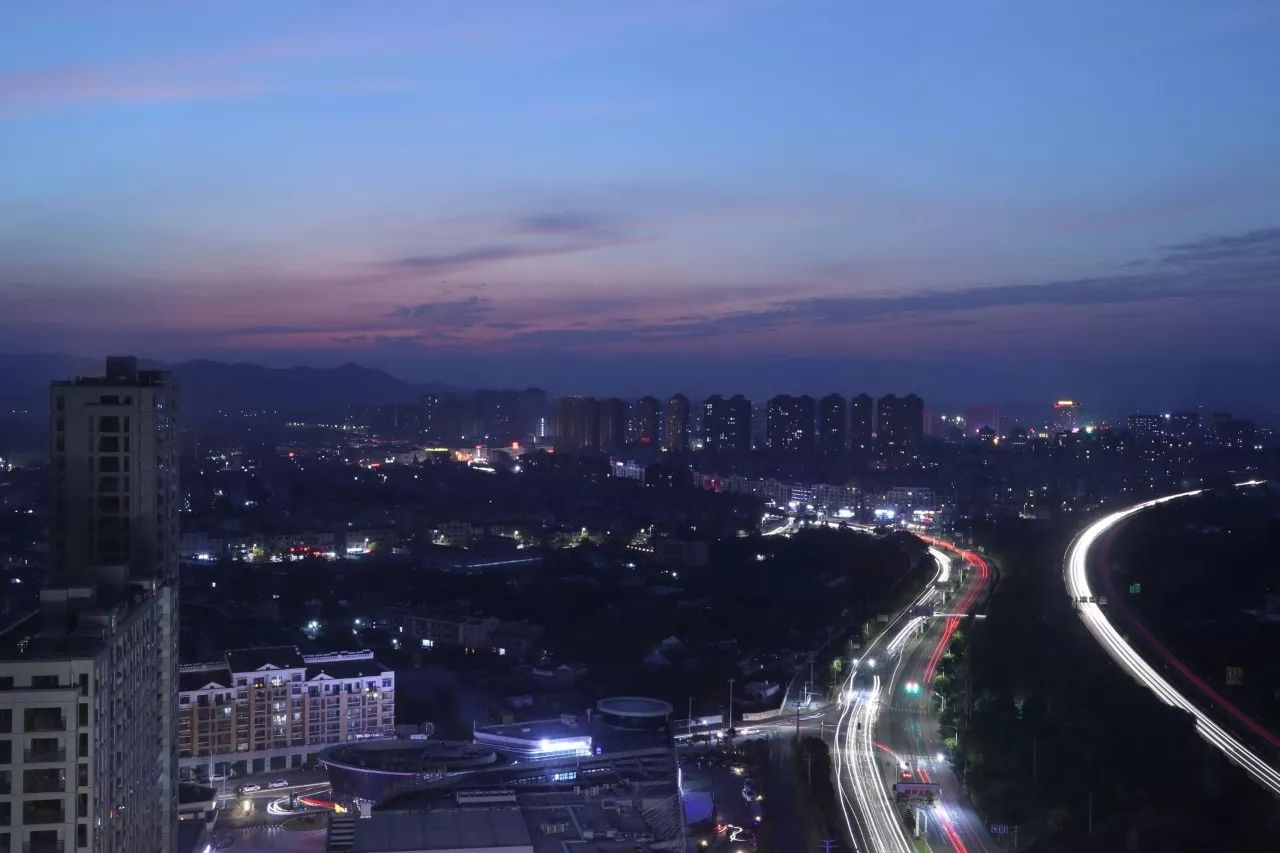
[727,678,735,739]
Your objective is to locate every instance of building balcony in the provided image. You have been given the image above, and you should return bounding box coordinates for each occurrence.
[25,841,66,853]
[22,800,66,824]
[23,747,66,764]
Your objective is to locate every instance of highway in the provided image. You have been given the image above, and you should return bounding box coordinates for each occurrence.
[878,545,991,853]
[691,522,994,851]
[1064,481,1280,795]
[827,539,993,852]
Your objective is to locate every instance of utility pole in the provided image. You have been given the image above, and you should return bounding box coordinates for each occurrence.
[806,752,814,786]
[1032,735,1037,783]
[687,696,693,735]
[727,678,735,740]
[820,842,838,853]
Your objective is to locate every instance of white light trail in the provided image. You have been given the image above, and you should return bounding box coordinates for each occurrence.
[830,552,947,851]
[929,547,952,584]
[1065,482,1280,795]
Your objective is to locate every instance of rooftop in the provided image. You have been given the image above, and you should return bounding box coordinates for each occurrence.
[320,739,498,774]
[340,807,532,852]
[178,667,231,692]
[225,645,305,673]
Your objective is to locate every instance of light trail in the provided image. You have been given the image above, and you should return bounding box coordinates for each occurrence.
[831,549,950,851]
[886,615,925,656]
[1065,482,1280,795]
[929,547,952,584]
[762,516,796,537]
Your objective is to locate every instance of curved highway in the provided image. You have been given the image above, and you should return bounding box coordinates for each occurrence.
[879,545,992,853]
[831,540,992,852]
[1064,481,1280,795]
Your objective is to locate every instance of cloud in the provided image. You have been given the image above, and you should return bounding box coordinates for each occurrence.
[480,224,1280,348]
[381,216,641,277]
[514,211,622,241]
[386,245,582,275]
[388,296,490,327]
[1158,227,1280,265]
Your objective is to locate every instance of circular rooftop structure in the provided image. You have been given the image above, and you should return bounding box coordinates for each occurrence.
[319,739,498,808]
[596,696,673,730]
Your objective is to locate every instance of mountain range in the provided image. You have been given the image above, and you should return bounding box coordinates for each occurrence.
[0,354,455,419]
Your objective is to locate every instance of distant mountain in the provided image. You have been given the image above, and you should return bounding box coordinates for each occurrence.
[0,353,102,396]
[165,359,445,416]
[0,354,459,420]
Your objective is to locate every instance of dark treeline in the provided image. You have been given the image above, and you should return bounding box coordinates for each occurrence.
[934,518,1280,852]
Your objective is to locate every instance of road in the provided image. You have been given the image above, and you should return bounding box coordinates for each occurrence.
[822,539,993,853]
[877,545,992,853]
[679,525,994,852]
[1064,480,1280,795]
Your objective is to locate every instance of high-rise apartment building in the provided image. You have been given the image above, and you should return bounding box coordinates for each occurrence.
[817,394,847,454]
[1050,400,1081,433]
[702,395,752,453]
[597,398,627,454]
[663,394,690,452]
[519,388,548,442]
[472,390,522,442]
[421,393,463,443]
[177,648,394,782]
[876,393,924,460]
[554,397,599,452]
[765,395,816,451]
[51,356,179,587]
[0,356,179,853]
[849,394,874,452]
[632,397,661,446]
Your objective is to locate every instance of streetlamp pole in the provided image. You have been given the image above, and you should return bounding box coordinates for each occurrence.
[727,678,735,739]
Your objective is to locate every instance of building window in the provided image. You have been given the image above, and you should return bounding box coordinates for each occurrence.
[23,707,64,732]
[22,768,66,794]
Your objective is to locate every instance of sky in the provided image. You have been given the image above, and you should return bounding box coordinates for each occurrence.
[2,1,1280,404]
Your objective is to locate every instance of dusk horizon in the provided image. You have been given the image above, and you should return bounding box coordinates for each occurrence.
[3,5,1280,851]
[5,2,1280,400]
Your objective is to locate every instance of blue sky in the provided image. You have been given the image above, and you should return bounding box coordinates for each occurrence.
[2,1,1279,400]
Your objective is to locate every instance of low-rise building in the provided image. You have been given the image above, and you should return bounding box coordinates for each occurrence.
[177,647,394,781]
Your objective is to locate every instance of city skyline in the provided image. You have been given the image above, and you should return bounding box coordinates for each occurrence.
[3,2,1280,405]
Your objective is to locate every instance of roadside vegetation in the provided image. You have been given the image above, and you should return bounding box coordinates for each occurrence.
[932,519,1280,851]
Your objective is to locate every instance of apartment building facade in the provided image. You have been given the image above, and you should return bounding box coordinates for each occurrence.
[177,648,394,782]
